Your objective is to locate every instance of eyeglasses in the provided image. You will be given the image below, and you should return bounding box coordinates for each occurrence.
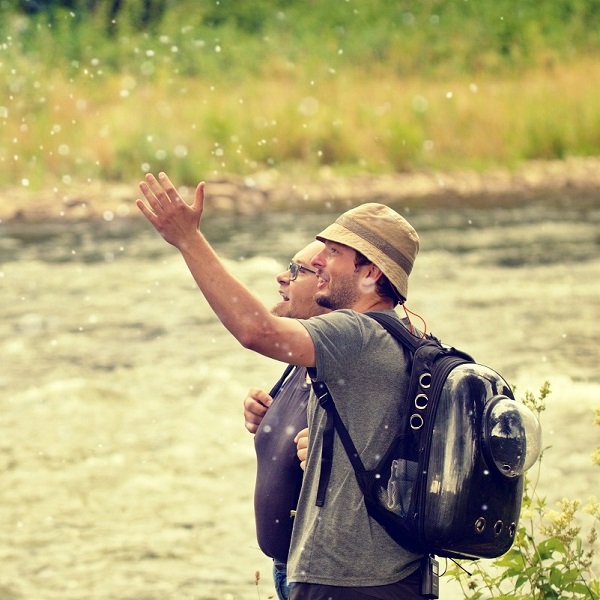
[288,262,318,281]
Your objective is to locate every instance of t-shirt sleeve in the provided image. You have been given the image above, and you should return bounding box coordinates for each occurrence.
[300,310,378,382]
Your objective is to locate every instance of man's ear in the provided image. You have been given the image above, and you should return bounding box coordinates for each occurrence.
[359,263,383,292]
[364,263,383,283]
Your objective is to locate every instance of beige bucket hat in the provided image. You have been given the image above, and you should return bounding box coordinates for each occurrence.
[316,203,419,301]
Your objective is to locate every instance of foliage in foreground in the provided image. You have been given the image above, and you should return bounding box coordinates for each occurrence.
[449,382,600,599]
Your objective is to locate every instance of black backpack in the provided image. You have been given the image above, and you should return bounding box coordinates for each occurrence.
[312,311,541,560]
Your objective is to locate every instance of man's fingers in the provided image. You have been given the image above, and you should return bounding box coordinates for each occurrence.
[243,402,267,434]
[246,389,273,409]
[139,173,203,218]
[243,404,267,421]
[244,405,267,419]
[193,181,205,212]
[135,198,157,221]
[244,421,259,434]
[297,446,307,471]
[138,178,165,214]
[244,412,263,433]
[294,427,309,444]
[242,388,274,435]
[295,428,308,471]
[144,173,170,206]
[157,172,184,203]
[243,397,270,418]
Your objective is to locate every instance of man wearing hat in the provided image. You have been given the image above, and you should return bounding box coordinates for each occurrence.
[136,173,424,599]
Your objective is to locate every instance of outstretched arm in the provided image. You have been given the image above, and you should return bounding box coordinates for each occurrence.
[136,172,315,366]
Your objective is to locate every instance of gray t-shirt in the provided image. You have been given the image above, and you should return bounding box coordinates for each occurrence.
[287,309,423,587]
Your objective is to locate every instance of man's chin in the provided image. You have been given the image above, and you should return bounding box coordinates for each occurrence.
[314,293,333,310]
[271,302,292,318]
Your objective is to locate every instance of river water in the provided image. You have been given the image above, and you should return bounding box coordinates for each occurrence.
[1,198,599,599]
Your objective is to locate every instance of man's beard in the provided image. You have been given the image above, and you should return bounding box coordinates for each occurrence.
[270,302,293,318]
[271,300,328,320]
[315,272,360,310]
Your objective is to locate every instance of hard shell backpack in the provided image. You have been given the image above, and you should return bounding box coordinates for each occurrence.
[313,311,542,561]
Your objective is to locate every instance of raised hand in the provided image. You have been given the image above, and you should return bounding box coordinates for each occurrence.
[136,172,204,248]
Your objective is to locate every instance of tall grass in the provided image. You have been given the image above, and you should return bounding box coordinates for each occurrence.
[1,1,600,189]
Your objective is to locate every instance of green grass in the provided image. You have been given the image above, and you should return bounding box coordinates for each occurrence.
[1,1,600,189]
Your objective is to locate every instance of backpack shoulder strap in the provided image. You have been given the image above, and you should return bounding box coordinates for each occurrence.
[365,311,423,353]
[367,310,475,362]
[268,364,295,398]
[313,380,367,506]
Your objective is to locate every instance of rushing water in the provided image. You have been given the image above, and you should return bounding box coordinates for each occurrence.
[1,200,599,599]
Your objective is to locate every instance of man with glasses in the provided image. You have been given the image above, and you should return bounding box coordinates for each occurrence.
[136,173,424,600]
[242,240,327,600]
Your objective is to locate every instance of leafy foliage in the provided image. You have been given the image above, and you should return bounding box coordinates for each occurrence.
[2,0,600,75]
[2,0,600,185]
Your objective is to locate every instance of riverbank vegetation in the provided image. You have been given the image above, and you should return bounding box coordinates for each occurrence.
[1,0,600,189]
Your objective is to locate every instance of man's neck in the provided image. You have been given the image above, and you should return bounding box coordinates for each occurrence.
[353,297,395,313]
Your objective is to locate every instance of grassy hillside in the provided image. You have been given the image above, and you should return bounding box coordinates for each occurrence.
[1,0,600,188]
